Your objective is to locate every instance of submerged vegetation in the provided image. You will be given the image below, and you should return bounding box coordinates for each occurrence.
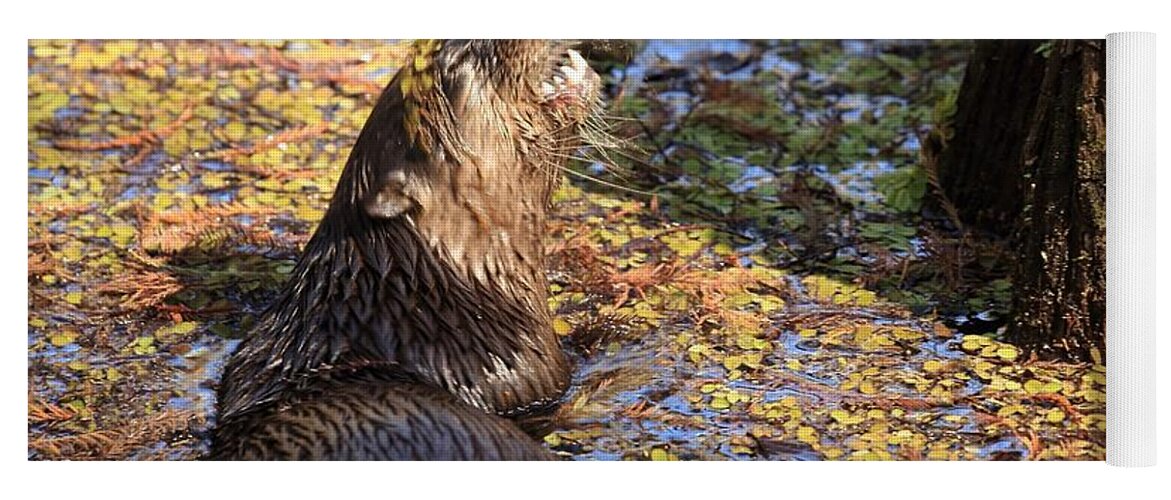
[27,40,1105,460]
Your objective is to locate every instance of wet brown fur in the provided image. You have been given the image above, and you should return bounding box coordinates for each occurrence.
[212,40,601,460]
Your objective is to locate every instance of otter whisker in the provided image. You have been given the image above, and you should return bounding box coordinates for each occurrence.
[550,148,636,181]
[553,162,654,196]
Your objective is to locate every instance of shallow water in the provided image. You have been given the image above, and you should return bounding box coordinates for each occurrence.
[27,39,1104,461]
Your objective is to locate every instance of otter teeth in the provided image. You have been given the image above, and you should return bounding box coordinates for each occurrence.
[567,49,588,71]
[559,65,582,84]
[543,49,590,101]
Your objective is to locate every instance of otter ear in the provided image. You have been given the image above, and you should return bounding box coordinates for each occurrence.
[364,169,422,219]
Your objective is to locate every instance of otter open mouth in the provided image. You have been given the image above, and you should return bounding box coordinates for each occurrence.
[541,49,596,108]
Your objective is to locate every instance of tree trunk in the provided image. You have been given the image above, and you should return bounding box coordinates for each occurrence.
[939,40,1048,232]
[942,40,1107,363]
[1007,40,1106,362]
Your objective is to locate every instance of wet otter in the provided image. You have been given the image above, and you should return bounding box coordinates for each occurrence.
[211,40,603,460]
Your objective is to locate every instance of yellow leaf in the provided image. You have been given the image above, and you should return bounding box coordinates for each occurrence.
[224,122,247,141]
[989,377,1022,392]
[49,330,78,347]
[923,360,945,373]
[1023,379,1045,394]
[926,448,951,460]
[726,391,747,404]
[723,355,743,371]
[972,360,996,380]
[891,327,924,341]
[551,318,573,336]
[996,346,1019,361]
[158,321,199,338]
[859,380,878,395]
[796,426,819,446]
[997,402,1025,419]
[960,335,989,352]
[830,409,863,425]
[742,352,763,369]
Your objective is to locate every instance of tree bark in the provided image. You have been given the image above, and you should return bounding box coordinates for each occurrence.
[1007,40,1106,362]
[942,40,1106,363]
[939,40,1048,232]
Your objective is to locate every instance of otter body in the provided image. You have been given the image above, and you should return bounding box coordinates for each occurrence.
[211,40,602,460]
[211,372,556,460]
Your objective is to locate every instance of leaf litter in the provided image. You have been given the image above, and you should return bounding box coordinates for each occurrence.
[27,40,1103,460]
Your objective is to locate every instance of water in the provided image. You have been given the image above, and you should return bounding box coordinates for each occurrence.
[27,39,1102,461]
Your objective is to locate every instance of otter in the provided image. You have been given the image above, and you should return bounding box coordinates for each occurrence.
[210,40,603,460]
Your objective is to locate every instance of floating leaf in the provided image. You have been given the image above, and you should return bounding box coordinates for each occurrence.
[157,321,199,339]
[710,396,730,410]
[830,409,864,425]
[859,380,878,395]
[989,376,1023,392]
[926,448,952,461]
[552,318,573,336]
[722,355,743,371]
[649,448,677,461]
[796,426,819,446]
[132,336,157,355]
[49,330,78,347]
[960,335,991,352]
[996,346,1020,362]
[970,360,995,380]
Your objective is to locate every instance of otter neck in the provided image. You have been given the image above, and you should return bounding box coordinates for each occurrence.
[328,163,570,410]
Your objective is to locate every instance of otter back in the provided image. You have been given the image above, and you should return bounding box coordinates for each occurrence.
[211,373,557,460]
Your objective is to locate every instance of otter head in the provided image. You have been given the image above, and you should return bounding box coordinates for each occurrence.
[357,40,602,291]
[362,40,601,214]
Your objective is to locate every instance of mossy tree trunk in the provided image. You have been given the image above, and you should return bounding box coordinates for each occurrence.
[942,40,1106,363]
[1010,40,1106,362]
